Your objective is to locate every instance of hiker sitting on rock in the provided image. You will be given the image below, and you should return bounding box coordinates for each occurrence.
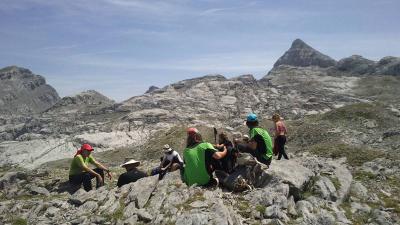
[151,144,184,180]
[182,128,227,187]
[69,144,112,192]
[213,132,238,173]
[237,113,273,167]
[272,113,289,160]
[117,159,148,187]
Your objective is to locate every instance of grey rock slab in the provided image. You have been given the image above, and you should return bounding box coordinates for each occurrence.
[45,206,60,218]
[268,159,314,200]
[350,181,369,200]
[123,202,137,218]
[30,185,51,196]
[125,175,158,208]
[313,176,337,201]
[296,200,314,217]
[190,200,208,208]
[334,163,352,204]
[175,212,209,225]
[78,200,98,213]
[287,195,297,216]
[264,205,290,222]
[136,208,153,222]
[124,215,138,225]
[351,202,371,214]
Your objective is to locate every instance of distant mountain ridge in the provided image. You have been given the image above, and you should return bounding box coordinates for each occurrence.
[0,66,60,116]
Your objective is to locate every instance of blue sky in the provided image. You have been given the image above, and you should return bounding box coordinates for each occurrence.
[1,0,399,101]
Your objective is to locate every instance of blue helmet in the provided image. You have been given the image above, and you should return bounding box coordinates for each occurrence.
[246,113,258,122]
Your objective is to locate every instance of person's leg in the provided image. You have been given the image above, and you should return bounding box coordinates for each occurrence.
[69,174,84,188]
[277,136,288,160]
[82,173,93,191]
[237,143,252,154]
[281,136,289,159]
[277,151,283,160]
[93,168,105,188]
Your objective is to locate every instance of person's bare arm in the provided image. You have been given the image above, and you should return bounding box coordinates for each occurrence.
[160,156,167,168]
[93,160,112,179]
[212,146,227,159]
[82,164,103,184]
[249,140,257,150]
[162,161,173,171]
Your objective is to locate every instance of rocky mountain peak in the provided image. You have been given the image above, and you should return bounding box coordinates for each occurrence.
[231,74,257,85]
[274,39,337,68]
[336,55,376,75]
[0,66,60,116]
[291,38,308,48]
[145,86,160,94]
[52,90,114,108]
[0,65,32,74]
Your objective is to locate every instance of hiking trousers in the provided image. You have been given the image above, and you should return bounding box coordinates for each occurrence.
[237,143,272,166]
[276,135,289,160]
[69,168,104,192]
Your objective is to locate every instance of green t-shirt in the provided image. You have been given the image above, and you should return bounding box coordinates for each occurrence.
[250,127,273,159]
[183,142,217,186]
[69,154,96,176]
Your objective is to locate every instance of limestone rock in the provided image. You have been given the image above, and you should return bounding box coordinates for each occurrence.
[273,39,337,68]
[268,159,314,200]
[336,55,376,75]
[313,176,337,201]
[0,66,60,116]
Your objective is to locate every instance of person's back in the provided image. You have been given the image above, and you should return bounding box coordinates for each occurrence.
[117,169,147,187]
[249,127,273,164]
[117,159,147,187]
[183,142,216,186]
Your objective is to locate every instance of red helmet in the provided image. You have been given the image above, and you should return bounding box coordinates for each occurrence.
[80,143,94,151]
[187,127,199,136]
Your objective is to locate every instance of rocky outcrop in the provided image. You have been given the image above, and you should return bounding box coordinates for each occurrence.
[145,86,160,94]
[336,55,376,75]
[376,56,400,76]
[47,90,115,115]
[0,66,60,116]
[273,39,337,68]
[3,154,396,225]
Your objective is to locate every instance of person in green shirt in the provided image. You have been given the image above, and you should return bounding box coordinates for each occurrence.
[69,144,112,191]
[243,113,273,167]
[182,128,228,187]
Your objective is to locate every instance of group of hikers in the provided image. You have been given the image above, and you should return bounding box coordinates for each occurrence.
[68,113,288,192]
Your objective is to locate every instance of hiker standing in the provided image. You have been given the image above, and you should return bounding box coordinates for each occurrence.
[152,144,184,180]
[117,159,148,187]
[241,113,274,167]
[69,144,112,192]
[182,128,227,186]
[272,113,289,160]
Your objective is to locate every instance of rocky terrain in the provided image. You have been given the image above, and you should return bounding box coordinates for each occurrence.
[0,39,399,224]
[0,66,60,116]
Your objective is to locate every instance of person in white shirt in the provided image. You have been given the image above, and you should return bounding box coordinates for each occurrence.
[151,144,184,180]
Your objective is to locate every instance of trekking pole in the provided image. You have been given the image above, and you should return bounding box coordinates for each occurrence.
[213,127,218,144]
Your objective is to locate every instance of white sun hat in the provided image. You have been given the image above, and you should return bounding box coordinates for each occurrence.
[120,159,140,168]
[163,144,173,153]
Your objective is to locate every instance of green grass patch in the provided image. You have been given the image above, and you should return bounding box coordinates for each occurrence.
[255,205,266,214]
[353,170,377,182]
[11,217,27,225]
[309,143,384,166]
[341,200,371,225]
[330,177,341,190]
[175,190,206,211]
[235,197,251,218]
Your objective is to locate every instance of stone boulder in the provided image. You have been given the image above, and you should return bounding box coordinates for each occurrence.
[268,159,315,200]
